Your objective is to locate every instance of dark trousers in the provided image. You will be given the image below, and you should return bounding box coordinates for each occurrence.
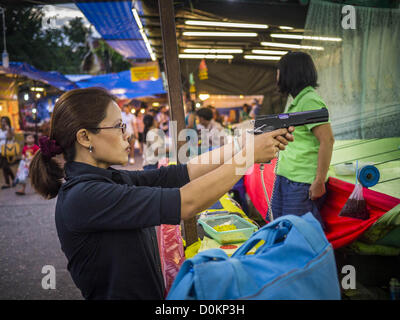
[0,156,15,185]
[270,175,327,229]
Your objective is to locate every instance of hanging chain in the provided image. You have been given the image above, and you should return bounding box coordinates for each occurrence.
[248,120,280,223]
[260,153,279,223]
[268,155,279,222]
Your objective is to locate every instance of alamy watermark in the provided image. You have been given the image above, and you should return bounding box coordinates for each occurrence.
[41,265,56,290]
[342,5,356,30]
[341,265,356,290]
[146,121,254,176]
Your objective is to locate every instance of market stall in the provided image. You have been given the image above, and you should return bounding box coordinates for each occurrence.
[0,61,78,155]
[73,69,166,99]
[73,0,400,300]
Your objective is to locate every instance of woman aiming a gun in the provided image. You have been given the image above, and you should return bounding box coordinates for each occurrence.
[29,87,294,300]
[271,52,335,228]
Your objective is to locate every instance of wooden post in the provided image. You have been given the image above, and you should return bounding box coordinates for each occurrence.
[158,0,198,246]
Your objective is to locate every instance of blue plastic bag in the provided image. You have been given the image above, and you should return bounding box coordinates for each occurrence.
[167,213,341,300]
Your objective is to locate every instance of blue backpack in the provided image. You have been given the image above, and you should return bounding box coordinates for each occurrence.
[167,213,341,300]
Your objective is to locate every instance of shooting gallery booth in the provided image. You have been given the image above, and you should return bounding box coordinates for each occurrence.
[73,0,400,300]
[2,0,397,302]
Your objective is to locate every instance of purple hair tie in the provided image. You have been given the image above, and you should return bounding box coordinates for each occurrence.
[39,136,63,159]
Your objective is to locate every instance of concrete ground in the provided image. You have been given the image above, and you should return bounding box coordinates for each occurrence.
[0,152,143,300]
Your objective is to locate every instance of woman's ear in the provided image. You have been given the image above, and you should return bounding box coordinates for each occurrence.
[76,129,91,149]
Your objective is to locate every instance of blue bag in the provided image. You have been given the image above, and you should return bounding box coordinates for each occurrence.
[167,212,341,300]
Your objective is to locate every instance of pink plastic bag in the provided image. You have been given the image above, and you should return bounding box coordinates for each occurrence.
[156,224,185,297]
[156,158,186,296]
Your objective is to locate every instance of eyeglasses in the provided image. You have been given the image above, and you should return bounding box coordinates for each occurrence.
[89,122,127,135]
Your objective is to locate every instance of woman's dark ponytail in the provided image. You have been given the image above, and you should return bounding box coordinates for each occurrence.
[29,151,64,199]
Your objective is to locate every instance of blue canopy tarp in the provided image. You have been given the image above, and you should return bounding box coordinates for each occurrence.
[0,62,78,91]
[74,70,166,99]
[65,74,94,82]
[76,1,149,60]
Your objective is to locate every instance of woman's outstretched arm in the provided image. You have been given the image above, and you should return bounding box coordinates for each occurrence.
[186,127,294,181]
[181,128,294,220]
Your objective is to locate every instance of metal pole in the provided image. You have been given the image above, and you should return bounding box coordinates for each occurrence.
[0,8,6,52]
[158,0,198,246]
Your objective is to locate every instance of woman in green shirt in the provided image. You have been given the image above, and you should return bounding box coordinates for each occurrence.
[271,52,335,228]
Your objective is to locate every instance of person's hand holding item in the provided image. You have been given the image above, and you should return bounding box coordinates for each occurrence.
[309,179,326,200]
[181,127,294,220]
[242,127,295,164]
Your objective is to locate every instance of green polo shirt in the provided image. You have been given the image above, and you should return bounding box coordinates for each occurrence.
[276,86,330,184]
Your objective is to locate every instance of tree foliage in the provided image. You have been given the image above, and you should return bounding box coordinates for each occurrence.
[2,5,131,74]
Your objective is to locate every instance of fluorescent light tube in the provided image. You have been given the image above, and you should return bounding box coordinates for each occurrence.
[252,49,288,55]
[132,8,156,61]
[183,32,257,37]
[183,48,243,53]
[185,20,268,29]
[179,54,234,59]
[271,34,342,42]
[261,42,324,51]
[244,55,281,61]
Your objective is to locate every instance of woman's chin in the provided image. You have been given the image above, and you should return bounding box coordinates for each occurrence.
[121,157,129,166]
[114,155,129,166]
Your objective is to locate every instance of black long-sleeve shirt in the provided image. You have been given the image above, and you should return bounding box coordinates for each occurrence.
[55,161,190,300]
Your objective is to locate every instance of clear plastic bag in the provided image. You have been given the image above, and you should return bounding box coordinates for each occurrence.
[339,184,369,220]
[15,159,29,184]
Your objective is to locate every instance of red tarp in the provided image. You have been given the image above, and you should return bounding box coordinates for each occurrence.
[244,163,400,249]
